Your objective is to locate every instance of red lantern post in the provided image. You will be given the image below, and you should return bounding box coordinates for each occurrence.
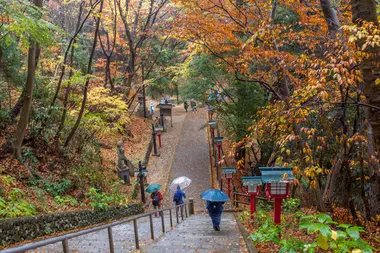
[154,126,164,148]
[265,182,290,224]
[208,108,214,121]
[242,176,262,219]
[208,121,217,139]
[222,168,236,198]
[214,137,224,160]
[260,167,293,225]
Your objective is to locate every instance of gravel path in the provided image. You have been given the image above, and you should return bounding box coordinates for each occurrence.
[163,109,210,211]
[146,111,185,206]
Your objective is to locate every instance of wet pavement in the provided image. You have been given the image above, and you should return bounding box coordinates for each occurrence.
[142,213,246,253]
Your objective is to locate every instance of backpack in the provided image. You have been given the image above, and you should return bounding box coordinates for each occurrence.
[152,193,160,206]
[173,192,180,203]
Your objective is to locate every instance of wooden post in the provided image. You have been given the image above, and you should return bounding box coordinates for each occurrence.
[169,208,173,227]
[108,227,115,253]
[62,239,69,253]
[189,198,195,215]
[133,219,139,249]
[160,211,165,232]
[176,206,179,223]
[149,214,154,240]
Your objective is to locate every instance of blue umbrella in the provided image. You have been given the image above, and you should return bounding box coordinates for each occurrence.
[200,189,230,202]
[146,184,161,193]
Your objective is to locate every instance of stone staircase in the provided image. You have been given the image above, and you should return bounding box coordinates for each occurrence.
[142,213,246,253]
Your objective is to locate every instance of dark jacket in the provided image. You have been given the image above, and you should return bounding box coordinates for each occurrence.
[206,201,224,214]
[173,189,186,204]
[151,191,163,206]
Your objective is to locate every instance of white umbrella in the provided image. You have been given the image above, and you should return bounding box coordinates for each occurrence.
[170,176,192,192]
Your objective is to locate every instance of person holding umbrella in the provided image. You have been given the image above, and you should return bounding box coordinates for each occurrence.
[146,184,163,217]
[173,185,186,217]
[201,189,230,231]
[173,185,186,206]
[170,176,191,218]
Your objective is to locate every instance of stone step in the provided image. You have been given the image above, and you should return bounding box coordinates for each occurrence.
[142,213,246,253]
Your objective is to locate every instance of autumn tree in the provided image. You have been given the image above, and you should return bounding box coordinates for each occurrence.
[172,0,380,217]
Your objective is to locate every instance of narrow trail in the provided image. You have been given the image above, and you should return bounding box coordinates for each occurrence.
[26,106,247,253]
[162,108,210,211]
[146,107,247,253]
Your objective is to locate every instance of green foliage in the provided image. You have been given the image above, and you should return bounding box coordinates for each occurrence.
[87,182,127,210]
[216,80,265,140]
[256,199,273,212]
[30,105,61,142]
[43,178,72,197]
[177,54,265,140]
[29,177,72,197]
[0,188,37,219]
[282,198,300,213]
[144,37,186,98]
[249,214,281,244]
[21,148,38,164]
[0,0,61,48]
[179,54,224,101]
[299,214,374,253]
[245,207,374,253]
[54,195,79,207]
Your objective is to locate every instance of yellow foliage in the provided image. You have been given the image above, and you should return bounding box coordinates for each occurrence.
[84,87,130,136]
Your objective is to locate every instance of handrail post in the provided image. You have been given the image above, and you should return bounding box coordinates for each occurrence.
[62,239,69,253]
[133,219,139,249]
[160,211,165,232]
[108,227,115,253]
[185,204,188,218]
[149,214,154,240]
[189,198,195,215]
[176,205,179,223]
[181,205,184,221]
[169,208,173,227]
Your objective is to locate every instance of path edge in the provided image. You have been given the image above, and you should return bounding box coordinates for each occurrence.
[233,213,258,253]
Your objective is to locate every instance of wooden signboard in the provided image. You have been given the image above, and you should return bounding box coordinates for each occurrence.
[156,103,175,127]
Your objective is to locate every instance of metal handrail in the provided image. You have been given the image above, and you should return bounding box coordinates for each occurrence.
[1,199,195,253]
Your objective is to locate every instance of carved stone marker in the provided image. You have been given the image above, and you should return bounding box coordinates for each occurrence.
[117,141,132,185]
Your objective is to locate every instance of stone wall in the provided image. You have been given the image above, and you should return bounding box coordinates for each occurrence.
[0,204,143,247]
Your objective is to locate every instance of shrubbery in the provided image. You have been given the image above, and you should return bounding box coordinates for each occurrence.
[0,172,37,219]
[245,208,374,253]
[87,181,127,210]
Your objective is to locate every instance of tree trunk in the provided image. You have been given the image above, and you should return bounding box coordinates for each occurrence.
[12,0,43,159]
[64,0,104,147]
[55,41,76,141]
[55,2,84,141]
[9,89,25,121]
[0,47,3,70]
[351,0,380,218]
[50,1,94,107]
[365,111,380,217]
[351,0,380,144]
[319,0,340,39]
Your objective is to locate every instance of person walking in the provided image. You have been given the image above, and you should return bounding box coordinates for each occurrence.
[150,102,155,114]
[206,201,225,231]
[151,190,163,217]
[191,100,197,113]
[184,101,188,112]
[173,185,186,217]
[173,185,186,205]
